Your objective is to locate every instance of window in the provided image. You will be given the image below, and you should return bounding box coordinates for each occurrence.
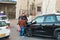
[45,16,55,22]
[32,16,44,23]
[37,6,41,12]
[0,21,7,27]
[57,16,60,21]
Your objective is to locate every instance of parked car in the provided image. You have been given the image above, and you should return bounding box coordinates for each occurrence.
[25,14,60,40]
[0,15,10,26]
[0,21,10,38]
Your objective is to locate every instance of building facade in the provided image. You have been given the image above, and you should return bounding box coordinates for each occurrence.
[16,0,60,19]
[16,0,42,19]
[0,0,16,19]
[56,0,60,13]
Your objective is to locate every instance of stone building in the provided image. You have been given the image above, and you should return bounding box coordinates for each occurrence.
[16,0,60,19]
[56,0,60,13]
[16,0,42,19]
[0,0,16,19]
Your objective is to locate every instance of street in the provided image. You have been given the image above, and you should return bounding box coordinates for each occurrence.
[0,0,59,40]
[0,19,55,40]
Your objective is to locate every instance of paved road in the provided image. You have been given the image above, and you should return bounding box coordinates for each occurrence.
[0,19,55,40]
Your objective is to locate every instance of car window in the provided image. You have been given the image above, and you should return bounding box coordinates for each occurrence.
[0,16,8,20]
[45,16,55,22]
[0,21,7,27]
[0,17,2,20]
[32,16,44,23]
[57,16,60,21]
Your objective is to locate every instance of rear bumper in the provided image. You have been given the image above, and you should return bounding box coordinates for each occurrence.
[0,30,10,38]
[0,34,10,38]
[0,35,10,38]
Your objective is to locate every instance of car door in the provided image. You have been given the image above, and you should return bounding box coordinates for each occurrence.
[30,16,45,34]
[42,15,56,36]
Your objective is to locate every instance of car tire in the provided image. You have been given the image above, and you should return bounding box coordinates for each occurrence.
[57,32,60,40]
[26,28,32,37]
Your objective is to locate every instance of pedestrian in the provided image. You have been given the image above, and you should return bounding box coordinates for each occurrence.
[18,13,28,34]
[18,14,22,20]
[22,13,28,22]
[18,17,27,36]
[21,13,28,34]
[18,13,28,23]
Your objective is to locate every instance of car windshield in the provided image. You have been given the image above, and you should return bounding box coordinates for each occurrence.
[0,21,7,27]
[0,16,7,20]
[32,16,44,23]
[57,16,60,21]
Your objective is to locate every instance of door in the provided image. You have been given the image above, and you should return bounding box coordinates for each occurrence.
[42,15,56,36]
[31,16,44,34]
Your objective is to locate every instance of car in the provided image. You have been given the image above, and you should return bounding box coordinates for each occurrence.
[25,14,60,40]
[0,21,10,38]
[0,15,10,26]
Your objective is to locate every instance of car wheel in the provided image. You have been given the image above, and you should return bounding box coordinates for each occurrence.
[26,28,32,37]
[57,32,60,40]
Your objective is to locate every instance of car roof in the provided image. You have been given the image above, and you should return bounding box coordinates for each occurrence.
[41,13,60,16]
[36,13,60,18]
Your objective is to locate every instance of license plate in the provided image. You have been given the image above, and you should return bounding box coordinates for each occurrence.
[0,34,5,37]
